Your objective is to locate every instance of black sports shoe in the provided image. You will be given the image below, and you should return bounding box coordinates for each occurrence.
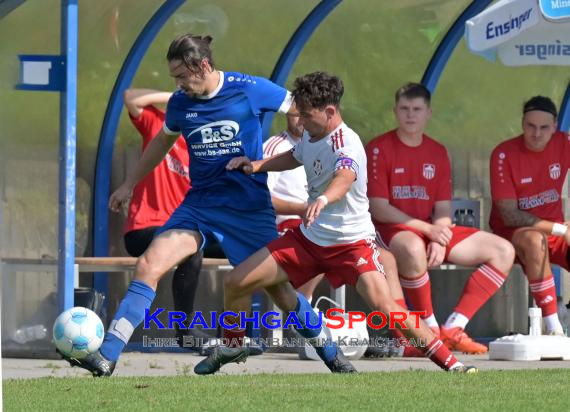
[57,349,116,377]
[194,346,248,375]
[449,364,479,374]
[323,346,357,373]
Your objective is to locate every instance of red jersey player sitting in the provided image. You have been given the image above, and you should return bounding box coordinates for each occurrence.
[490,96,568,336]
[366,83,515,354]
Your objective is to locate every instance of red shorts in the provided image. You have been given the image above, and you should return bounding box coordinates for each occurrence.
[277,218,302,236]
[375,224,478,261]
[494,228,570,270]
[267,226,385,289]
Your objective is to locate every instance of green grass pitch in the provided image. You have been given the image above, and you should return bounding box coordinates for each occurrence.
[4,369,569,411]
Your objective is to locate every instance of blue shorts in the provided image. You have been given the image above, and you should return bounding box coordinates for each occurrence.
[155,202,278,266]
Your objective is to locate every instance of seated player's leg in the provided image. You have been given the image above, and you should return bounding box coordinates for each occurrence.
[355,270,476,373]
[511,228,564,335]
[389,231,439,332]
[443,229,514,352]
[60,229,201,376]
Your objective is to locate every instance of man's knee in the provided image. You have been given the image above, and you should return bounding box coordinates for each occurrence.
[392,237,425,259]
[135,254,166,281]
[491,236,516,265]
[512,230,549,262]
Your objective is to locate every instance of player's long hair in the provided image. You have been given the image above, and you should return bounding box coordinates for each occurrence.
[166,33,215,79]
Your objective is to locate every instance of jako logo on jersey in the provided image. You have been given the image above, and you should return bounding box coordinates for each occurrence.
[189,120,239,143]
[423,163,435,180]
[549,163,561,179]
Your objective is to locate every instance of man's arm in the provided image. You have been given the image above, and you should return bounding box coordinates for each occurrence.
[432,200,453,227]
[226,150,302,174]
[271,196,307,216]
[123,89,172,118]
[495,199,553,232]
[109,129,178,211]
[305,169,355,227]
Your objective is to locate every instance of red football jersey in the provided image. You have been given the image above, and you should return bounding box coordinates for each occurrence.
[366,129,452,223]
[489,131,570,235]
[125,106,190,233]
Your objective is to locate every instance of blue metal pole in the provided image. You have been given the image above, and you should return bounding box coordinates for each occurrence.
[92,0,185,297]
[559,81,570,132]
[421,0,492,93]
[58,0,78,312]
[260,0,342,139]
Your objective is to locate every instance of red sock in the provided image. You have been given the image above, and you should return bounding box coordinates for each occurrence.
[454,264,507,318]
[529,276,557,316]
[223,328,246,347]
[400,272,434,318]
[424,338,458,370]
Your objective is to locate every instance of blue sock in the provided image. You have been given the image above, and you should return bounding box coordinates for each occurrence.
[293,293,337,362]
[100,280,155,361]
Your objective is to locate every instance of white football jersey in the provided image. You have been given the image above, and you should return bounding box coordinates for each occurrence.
[263,131,308,224]
[291,122,376,246]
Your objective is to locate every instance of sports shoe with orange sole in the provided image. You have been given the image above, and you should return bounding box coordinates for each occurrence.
[440,326,488,354]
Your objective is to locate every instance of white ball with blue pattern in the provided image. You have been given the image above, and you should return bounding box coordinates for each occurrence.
[53,307,104,359]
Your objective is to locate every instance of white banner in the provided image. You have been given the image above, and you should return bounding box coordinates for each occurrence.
[498,19,570,65]
[466,0,540,52]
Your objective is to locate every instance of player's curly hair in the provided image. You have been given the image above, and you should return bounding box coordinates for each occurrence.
[292,72,344,109]
[166,33,215,78]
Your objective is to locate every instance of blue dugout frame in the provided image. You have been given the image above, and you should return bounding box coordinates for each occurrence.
[59,0,78,312]
[90,0,568,317]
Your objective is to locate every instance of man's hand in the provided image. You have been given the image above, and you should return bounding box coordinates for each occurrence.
[425,224,453,246]
[226,156,253,174]
[109,182,134,213]
[304,197,327,228]
[427,242,446,268]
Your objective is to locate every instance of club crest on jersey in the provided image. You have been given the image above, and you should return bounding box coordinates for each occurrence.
[423,163,435,180]
[188,120,239,143]
[313,159,323,176]
[549,163,561,179]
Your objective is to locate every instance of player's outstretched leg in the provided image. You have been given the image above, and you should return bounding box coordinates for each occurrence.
[193,345,249,375]
[195,248,356,375]
[356,270,478,373]
[57,349,116,377]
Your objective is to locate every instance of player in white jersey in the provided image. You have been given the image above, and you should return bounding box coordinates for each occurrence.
[195,71,477,375]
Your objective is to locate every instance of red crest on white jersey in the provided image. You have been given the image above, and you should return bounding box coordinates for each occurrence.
[549,163,561,180]
[423,163,435,180]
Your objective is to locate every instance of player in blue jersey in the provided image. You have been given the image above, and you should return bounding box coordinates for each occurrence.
[58,33,298,376]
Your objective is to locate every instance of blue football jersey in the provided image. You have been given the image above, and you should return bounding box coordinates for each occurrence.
[164,71,291,210]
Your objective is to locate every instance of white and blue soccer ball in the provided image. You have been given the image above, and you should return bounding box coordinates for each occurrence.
[53,307,104,359]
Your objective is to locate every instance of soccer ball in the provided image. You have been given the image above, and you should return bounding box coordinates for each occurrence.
[53,307,104,359]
